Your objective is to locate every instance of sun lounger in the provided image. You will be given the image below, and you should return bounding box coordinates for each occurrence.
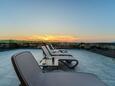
[49,44,68,53]
[11,51,43,86]
[41,46,78,69]
[49,44,55,50]
[11,51,107,86]
[46,45,72,56]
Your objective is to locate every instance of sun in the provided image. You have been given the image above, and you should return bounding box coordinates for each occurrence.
[28,34,78,42]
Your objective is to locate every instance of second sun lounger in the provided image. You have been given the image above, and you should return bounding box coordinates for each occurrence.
[49,44,68,53]
[46,45,72,56]
[41,46,79,69]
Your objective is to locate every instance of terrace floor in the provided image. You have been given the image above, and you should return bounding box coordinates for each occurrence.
[0,49,115,86]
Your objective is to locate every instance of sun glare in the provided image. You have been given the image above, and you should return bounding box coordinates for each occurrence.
[28,35,78,42]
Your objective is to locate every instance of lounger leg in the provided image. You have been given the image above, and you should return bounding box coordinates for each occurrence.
[66,60,72,64]
[59,59,78,69]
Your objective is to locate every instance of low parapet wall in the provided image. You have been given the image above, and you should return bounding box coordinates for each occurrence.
[88,48,115,58]
[0,42,115,58]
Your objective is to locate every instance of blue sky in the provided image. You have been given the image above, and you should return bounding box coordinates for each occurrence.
[0,0,115,42]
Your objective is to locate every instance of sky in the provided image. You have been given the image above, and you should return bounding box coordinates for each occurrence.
[0,0,115,42]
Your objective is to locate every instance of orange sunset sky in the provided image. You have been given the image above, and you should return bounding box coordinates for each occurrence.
[0,34,114,42]
[0,34,79,42]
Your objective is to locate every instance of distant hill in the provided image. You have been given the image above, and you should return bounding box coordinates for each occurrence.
[0,40,42,43]
[0,40,25,43]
